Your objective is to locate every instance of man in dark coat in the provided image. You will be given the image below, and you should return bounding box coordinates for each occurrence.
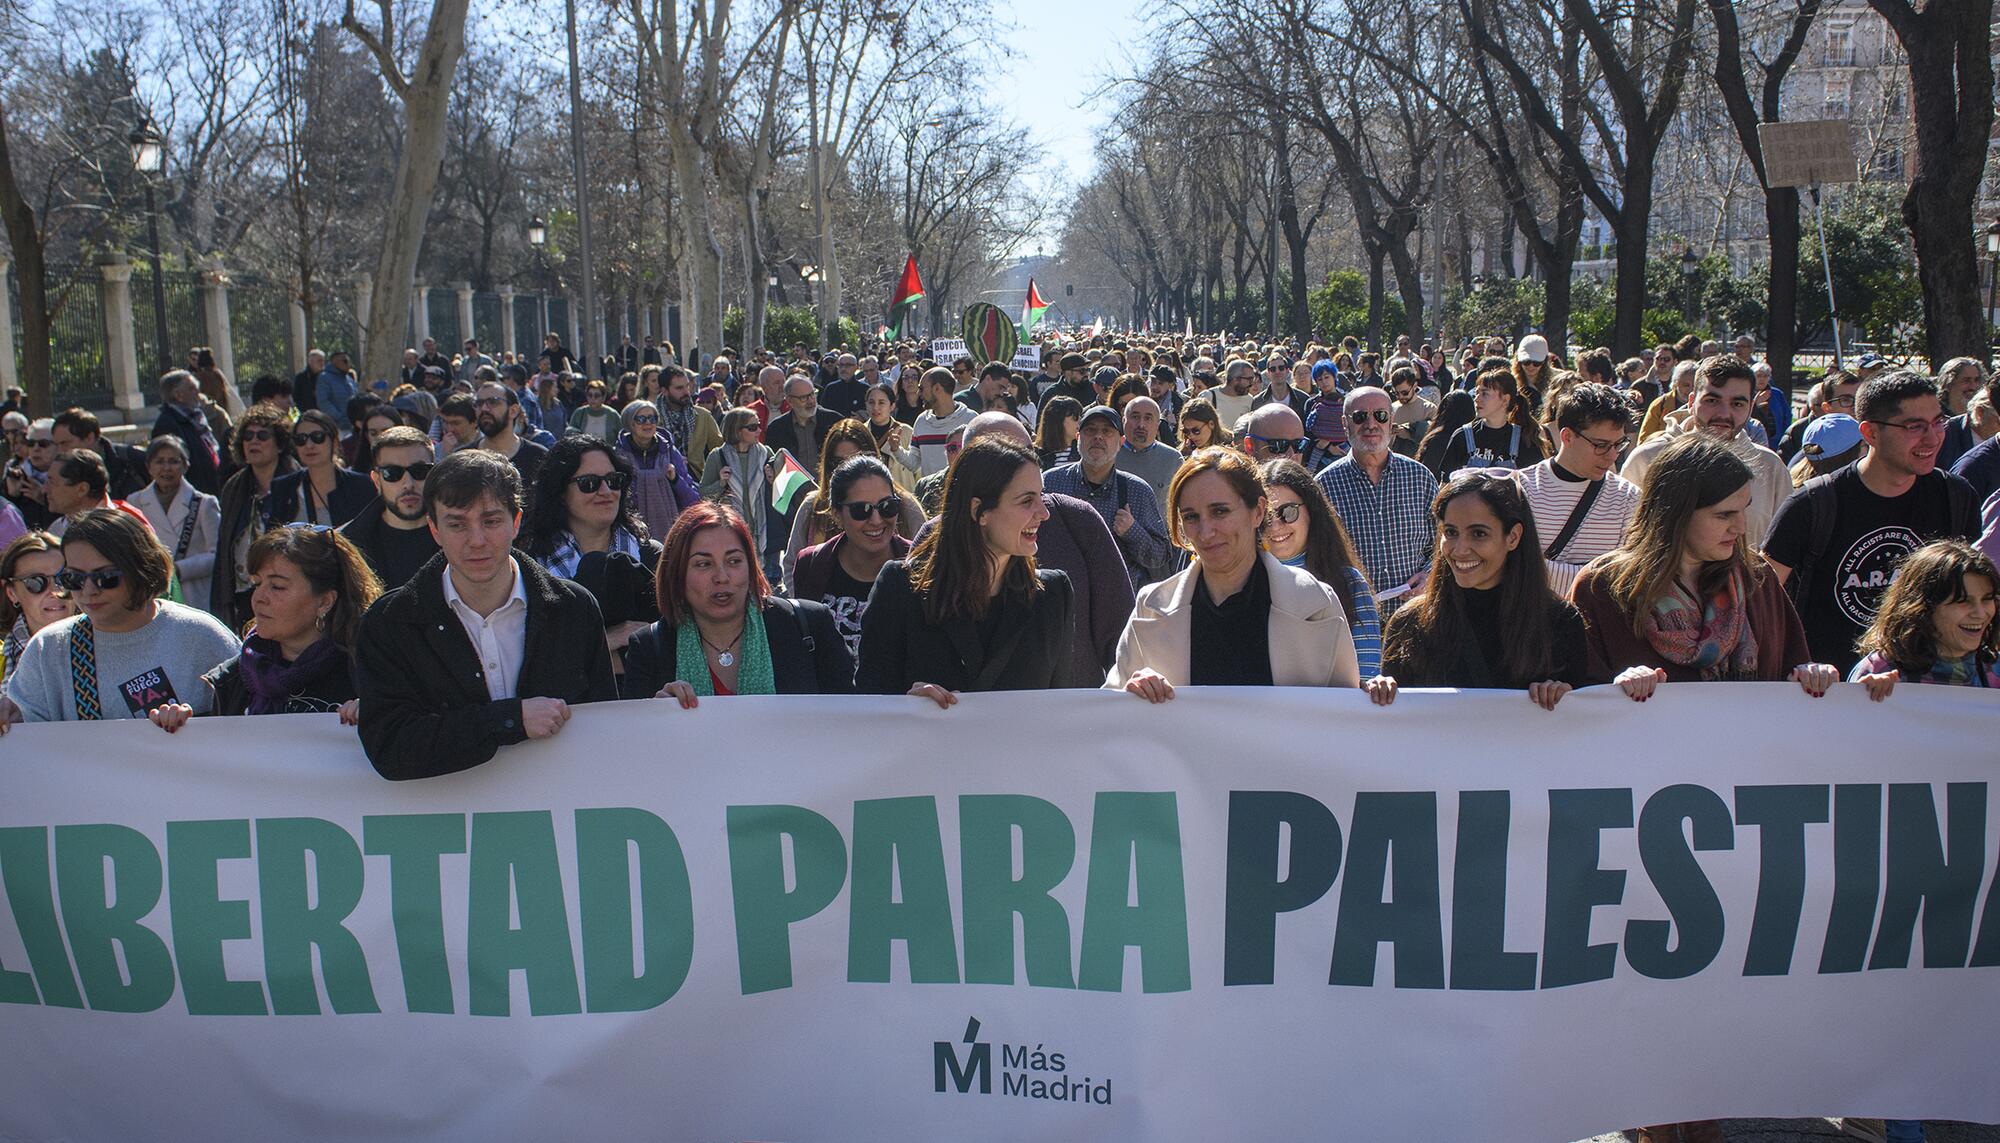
[355,449,617,780]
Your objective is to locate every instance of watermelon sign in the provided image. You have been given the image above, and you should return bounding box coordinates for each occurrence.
[960,303,1019,367]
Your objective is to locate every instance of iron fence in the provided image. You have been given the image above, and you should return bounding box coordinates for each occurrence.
[512,295,543,360]
[426,291,461,350]
[44,267,111,410]
[231,275,294,389]
[312,290,358,360]
[473,292,503,350]
[127,267,208,375]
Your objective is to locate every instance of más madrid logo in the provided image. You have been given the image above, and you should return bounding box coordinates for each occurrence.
[934,1017,1113,1105]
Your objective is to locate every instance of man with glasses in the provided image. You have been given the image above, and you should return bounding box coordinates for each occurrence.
[1623,356,1791,544]
[1511,383,1640,596]
[820,352,868,419]
[340,426,439,589]
[765,373,839,480]
[1262,357,1309,418]
[1045,352,1098,408]
[1239,403,1309,464]
[1315,385,1438,607]
[1767,371,1981,673]
[1776,369,1860,462]
[1043,405,1172,588]
[1114,396,1181,498]
[473,380,548,485]
[4,420,57,529]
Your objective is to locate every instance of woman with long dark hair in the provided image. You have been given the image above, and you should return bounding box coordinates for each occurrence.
[1438,366,1546,476]
[523,435,663,672]
[1369,472,1589,709]
[210,405,298,629]
[1035,395,1082,469]
[855,437,1075,704]
[892,365,928,425]
[622,502,852,703]
[266,409,375,526]
[861,384,921,486]
[1571,434,1829,698]
[1259,459,1381,677]
[149,525,383,728]
[1414,390,1477,476]
[1851,539,2000,695]
[1110,449,1359,701]
[791,456,912,658]
[781,419,921,592]
[1178,400,1226,457]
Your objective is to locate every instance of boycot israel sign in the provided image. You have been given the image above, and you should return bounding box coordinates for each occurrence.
[0,684,1996,1141]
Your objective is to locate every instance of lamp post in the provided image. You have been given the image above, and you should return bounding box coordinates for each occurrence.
[527,215,549,356]
[1985,220,1999,352]
[128,118,171,375]
[1679,247,1700,329]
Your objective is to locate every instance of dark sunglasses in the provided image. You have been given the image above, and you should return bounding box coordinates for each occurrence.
[375,462,435,483]
[841,495,904,522]
[629,414,659,425]
[7,573,59,594]
[1247,434,1310,455]
[294,430,332,446]
[571,472,631,494]
[55,567,123,591]
[1348,409,1392,425]
[27,438,56,448]
[1267,502,1304,524]
[239,428,277,443]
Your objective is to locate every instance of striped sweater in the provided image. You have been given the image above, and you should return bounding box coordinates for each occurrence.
[1512,460,1640,598]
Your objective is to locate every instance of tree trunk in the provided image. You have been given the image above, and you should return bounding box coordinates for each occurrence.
[671,143,725,359]
[1385,229,1427,341]
[0,99,53,413]
[354,0,471,388]
[743,188,768,354]
[1610,153,1657,357]
[1764,188,1801,398]
[1365,243,1387,349]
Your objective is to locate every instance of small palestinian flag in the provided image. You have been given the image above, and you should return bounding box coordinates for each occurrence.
[1022,278,1049,332]
[886,255,925,338]
[770,448,814,514]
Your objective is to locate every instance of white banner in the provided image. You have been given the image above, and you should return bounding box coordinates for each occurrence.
[2,685,1997,1141]
[1010,346,1043,373]
[931,337,968,363]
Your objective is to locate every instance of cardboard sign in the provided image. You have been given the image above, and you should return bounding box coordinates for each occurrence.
[930,338,968,363]
[1757,120,1858,188]
[117,667,180,715]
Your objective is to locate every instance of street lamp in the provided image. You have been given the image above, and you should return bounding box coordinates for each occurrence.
[1984,220,1999,347]
[527,216,550,352]
[1679,247,1700,328]
[128,118,171,375]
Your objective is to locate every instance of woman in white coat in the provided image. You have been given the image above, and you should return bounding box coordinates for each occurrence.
[1108,447,1359,701]
[128,435,222,615]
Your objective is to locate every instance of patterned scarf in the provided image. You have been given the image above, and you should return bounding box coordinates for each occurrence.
[1,617,26,685]
[1643,568,1760,680]
[545,527,643,581]
[173,402,221,469]
[673,603,775,696]
[660,400,697,454]
[238,631,345,715]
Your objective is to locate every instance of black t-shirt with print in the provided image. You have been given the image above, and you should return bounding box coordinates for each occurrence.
[1764,463,1980,672]
[820,562,875,659]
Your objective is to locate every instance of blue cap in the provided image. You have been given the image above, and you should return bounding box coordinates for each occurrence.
[1802,413,1862,458]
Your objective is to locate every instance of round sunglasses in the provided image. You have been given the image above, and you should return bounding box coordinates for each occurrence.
[5,573,61,595]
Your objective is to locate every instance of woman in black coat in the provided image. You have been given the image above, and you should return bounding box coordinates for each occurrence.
[263,410,377,526]
[523,436,665,676]
[854,437,1076,705]
[622,501,853,704]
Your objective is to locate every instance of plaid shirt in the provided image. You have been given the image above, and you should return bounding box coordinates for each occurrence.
[1042,462,1173,585]
[1315,452,1438,592]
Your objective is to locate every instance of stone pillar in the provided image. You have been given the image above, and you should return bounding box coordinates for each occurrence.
[353,273,374,370]
[455,282,475,350]
[98,253,144,416]
[498,285,517,359]
[413,283,431,345]
[0,256,18,395]
[200,261,243,416]
[289,296,308,374]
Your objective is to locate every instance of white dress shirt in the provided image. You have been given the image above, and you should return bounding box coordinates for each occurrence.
[442,556,529,701]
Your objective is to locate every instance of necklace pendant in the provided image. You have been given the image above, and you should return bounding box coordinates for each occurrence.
[718,651,734,667]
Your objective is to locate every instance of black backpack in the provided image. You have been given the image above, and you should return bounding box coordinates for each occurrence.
[1783,468,1975,606]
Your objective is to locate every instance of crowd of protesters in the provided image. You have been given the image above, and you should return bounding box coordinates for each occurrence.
[2,323,1994,1141]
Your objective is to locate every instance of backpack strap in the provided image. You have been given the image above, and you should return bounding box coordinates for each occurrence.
[68,619,102,721]
[1784,472,1840,606]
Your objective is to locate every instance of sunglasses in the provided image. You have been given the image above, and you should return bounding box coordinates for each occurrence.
[55,567,123,592]
[841,495,904,522]
[375,462,435,483]
[27,438,55,448]
[276,522,336,536]
[1267,502,1304,524]
[571,472,631,494]
[629,414,659,425]
[6,573,59,595]
[1348,409,1392,425]
[1246,435,1310,455]
[294,430,332,446]
[239,428,277,443]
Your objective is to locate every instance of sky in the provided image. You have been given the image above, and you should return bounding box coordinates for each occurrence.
[995,0,1152,249]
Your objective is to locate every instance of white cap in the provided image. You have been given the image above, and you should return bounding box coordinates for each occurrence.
[1,411,26,432]
[1515,334,1550,363]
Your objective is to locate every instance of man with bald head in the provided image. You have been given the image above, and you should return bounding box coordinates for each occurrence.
[764,373,839,478]
[820,352,868,419]
[1315,383,1439,603]
[914,411,1135,684]
[1115,395,1181,498]
[1239,403,1309,464]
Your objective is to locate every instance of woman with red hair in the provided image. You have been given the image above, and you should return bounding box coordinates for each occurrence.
[621,501,853,705]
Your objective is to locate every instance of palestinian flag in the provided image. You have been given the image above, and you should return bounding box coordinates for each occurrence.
[1022,278,1049,332]
[886,255,925,338]
[770,448,814,514]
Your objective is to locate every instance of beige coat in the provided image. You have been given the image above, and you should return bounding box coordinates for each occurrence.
[1104,551,1360,689]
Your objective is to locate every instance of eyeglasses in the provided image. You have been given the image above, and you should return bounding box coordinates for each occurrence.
[841,495,905,522]
[630,414,659,425]
[27,438,55,448]
[1267,502,1304,524]
[276,522,336,536]
[1867,416,1948,436]
[294,430,332,446]
[5,573,58,595]
[474,397,508,409]
[1193,372,1217,382]
[239,428,276,443]
[55,566,123,592]
[1348,408,1392,425]
[1826,394,1857,409]
[1575,431,1624,456]
[571,472,631,494]
[375,462,435,483]
[1246,435,1310,455]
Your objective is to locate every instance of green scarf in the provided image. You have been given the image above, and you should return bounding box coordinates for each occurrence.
[674,603,775,696]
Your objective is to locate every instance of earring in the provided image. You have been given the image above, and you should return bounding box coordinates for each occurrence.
[315,609,329,630]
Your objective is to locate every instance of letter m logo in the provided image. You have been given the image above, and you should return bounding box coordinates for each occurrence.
[934,1018,991,1094]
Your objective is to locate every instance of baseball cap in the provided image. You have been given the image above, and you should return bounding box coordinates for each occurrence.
[1078,405,1123,434]
[1516,334,1551,363]
[1091,366,1120,389]
[1856,353,1887,370]
[1802,413,1863,458]
[1059,353,1088,373]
